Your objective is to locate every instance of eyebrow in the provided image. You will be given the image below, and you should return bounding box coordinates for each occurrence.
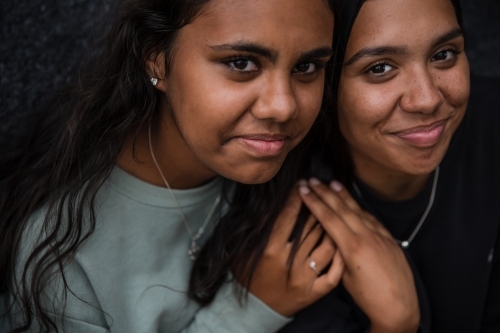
[209,43,333,64]
[344,46,407,66]
[209,42,278,62]
[297,47,334,63]
[344,28,464,67]
[430,28,463,49]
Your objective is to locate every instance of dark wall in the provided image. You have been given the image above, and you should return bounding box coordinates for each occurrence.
[1,0,499,153]
[461,0,500,77]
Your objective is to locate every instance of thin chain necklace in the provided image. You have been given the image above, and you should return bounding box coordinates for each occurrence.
[148,124,221,260]
[352,166,439,249]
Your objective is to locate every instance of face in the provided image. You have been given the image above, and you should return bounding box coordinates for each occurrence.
[338,0,470,177]
[152,0,334,185]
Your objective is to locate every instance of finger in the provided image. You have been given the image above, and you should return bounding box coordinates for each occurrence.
[299,214,318,244]
[329,180,362,211]
[309,178,361,218]
[312,249,345,296]
[359,213,378,233]
[329,180,395,240]
[308,236,336,273]
[308,179,364,232]
[295,223,324,262]
[365,214,394,239]
[269,187,303,245]
[298,184,353,249]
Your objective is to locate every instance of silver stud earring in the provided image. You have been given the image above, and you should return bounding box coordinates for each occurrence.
[151,78,158,86]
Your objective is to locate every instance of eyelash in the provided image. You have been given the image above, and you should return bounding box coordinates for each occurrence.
[223,57,260,74]
[293,61,327,76]
[431,47,460,62]
[222,56,326,76]
[365,61,395,77]
[364,47,462,78]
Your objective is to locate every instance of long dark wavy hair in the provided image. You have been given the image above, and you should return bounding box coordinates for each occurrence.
[189,0,464,305]
[0,0,338,332]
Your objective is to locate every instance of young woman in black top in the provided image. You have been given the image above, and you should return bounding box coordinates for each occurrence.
[273,0,500,331]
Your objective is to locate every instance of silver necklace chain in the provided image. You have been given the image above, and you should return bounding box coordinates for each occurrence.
[148,124,221,260]
[352,166,439,249]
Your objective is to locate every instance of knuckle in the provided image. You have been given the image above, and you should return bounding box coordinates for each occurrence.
[319,209,337,222]
[346,238,363,255]
[335,204,353,217]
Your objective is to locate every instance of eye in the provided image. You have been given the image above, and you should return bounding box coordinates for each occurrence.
[293,62,319,74]
[431,49,458,62]
[368,63,394,75]
[227,58,259,72]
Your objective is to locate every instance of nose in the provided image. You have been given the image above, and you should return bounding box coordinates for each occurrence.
[400,67,444,114]
[251,73,299,122]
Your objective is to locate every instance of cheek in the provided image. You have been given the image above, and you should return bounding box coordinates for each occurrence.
[168,71,256,143]
[440,63,470,109]
[338,82,397,138]
[295,79,325,125]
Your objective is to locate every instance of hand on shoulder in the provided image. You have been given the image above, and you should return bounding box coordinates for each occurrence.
[234,188,345,317]
[299,179,420,333]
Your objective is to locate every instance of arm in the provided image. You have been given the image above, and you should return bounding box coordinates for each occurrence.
[9,260,110,333]
[180,280,291,333]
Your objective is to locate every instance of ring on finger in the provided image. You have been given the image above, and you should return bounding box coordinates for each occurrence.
[308,258,321,276]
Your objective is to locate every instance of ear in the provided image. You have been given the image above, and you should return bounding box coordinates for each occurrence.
[145,52,168,93]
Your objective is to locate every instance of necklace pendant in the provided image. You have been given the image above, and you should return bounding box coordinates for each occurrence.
[188,240,200,261]
[401,240,410,249]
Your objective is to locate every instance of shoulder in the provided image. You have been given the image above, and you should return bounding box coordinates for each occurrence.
[11,209,108,329]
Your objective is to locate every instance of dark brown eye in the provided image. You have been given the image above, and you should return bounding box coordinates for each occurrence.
[432,50,453,61]
[296,63,311,72]
[233,59,249,70]
[227,59,258,72]
[293,62,317,74]
[372,64,387,74]
[367,62,394,76]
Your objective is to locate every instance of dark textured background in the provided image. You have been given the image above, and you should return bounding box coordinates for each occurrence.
[1,0,500,153]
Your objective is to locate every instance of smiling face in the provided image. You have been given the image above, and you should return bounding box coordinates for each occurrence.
[338,0,469,179]
[150,0,334,186]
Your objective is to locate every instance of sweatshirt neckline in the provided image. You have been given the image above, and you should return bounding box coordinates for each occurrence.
[108,166,224,208]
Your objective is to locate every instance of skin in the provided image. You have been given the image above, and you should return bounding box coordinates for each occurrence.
[300,180,419,333]
[118,0,343,317]
[279,0,469,331]
[118,0,335,189]
[339,0,470,200]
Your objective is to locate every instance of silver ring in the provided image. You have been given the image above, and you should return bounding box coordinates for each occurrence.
[309,258,320,276]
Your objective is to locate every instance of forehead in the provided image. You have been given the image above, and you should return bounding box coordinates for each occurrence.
[347,0,459,54]
[185,0,334,46]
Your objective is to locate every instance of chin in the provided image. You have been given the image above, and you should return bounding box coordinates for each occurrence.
[220,162,283,184]
[397,155,443,176]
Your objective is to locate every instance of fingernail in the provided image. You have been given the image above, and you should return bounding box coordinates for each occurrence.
[297,179,308,186]
[330,180,343,192]
[299,185,310,195]
[309,177,321,186]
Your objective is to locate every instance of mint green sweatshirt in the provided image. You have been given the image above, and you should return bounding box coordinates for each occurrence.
[4,167,291,333]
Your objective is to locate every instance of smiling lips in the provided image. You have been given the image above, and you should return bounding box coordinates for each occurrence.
[237,135,287,156]
[392,120,447,147]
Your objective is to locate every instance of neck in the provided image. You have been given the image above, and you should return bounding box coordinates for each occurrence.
[352,152,432,201]
[117,119,217,190]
